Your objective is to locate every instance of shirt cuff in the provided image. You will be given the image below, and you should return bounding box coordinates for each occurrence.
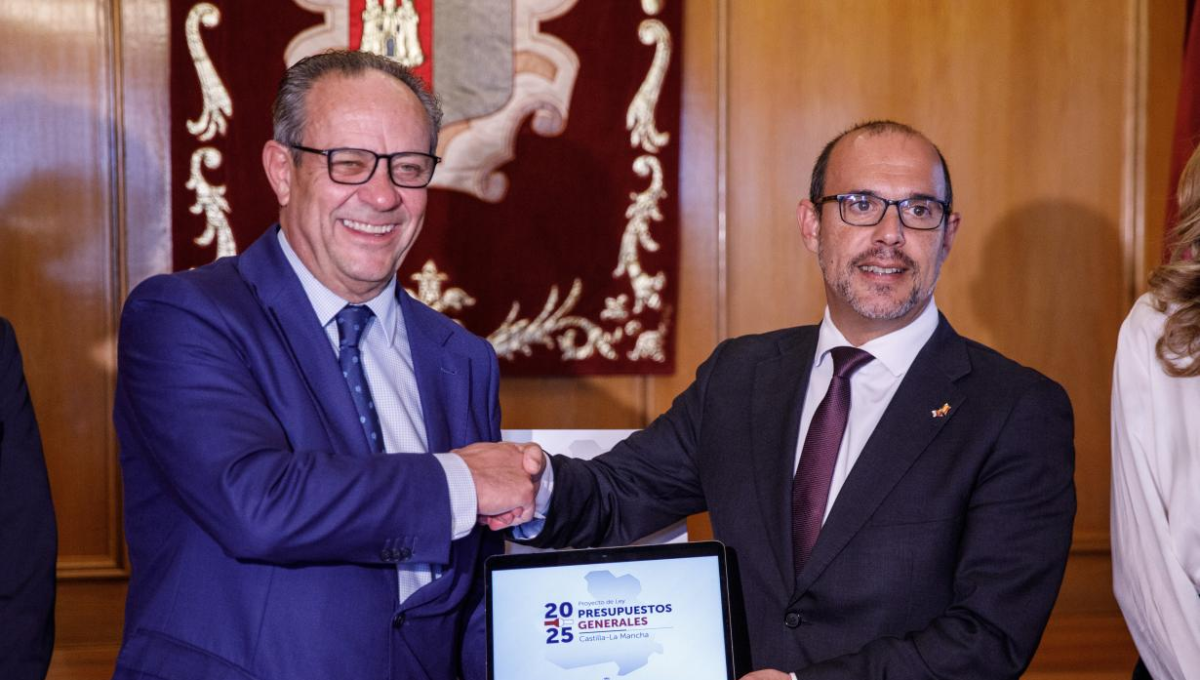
[534,451,554,518]
[434,453,478,540]
[511,452,555,540]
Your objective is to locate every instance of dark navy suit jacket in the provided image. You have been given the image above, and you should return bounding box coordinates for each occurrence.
[0,318,57,680]
[113,228,501,680]
[528,317,1076,679]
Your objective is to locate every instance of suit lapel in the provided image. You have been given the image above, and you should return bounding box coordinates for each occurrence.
[791,317,970,599]
[400,291,469,453]
[750,327,819,593]
[239,229,367,457]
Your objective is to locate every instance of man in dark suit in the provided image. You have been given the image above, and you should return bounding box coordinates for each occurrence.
[113,51,537,680]
[0,318,57,680]
[515,121,1076,679]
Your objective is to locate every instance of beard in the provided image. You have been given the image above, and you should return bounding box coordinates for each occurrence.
[820,245,939,321]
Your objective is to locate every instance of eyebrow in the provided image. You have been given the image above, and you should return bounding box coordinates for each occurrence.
[845,189,946,202]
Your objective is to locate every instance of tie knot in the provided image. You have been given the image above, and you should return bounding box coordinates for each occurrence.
[829,346,874,379]
[335,305,374,349]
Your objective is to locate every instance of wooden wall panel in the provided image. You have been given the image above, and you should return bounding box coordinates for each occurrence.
[0,0,128,676]
[721,0,1181,672]
[726,0,1130,626]
[1145,0,1187,278]
[0,2,123,571]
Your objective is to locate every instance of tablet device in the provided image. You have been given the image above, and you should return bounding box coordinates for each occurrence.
[485,541,735,680]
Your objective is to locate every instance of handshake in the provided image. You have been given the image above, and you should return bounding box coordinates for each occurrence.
[454,441,548,531]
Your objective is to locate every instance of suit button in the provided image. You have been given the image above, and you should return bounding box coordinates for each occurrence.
[392,612,406,628]
[784,612,802,628]
[380,548,395,562]
[397,547,413,561]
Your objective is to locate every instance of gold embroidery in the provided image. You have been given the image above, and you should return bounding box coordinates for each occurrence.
[407,260,476,314]
[360,0,426,67]
[184,2,235,261]
[184,3,232,142]
[640,0,664,15]
[488,280,623,361]
[186,148,236,258]
[601,295,630,321]
[616,155,667,316]
[625,19,671,154]
[626,321,667,362]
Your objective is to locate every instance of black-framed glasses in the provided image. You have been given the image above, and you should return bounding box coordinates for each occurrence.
[815,193,950,231]
[290,144,441,188]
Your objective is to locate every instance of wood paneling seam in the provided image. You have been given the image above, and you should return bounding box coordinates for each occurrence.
[107,0,131,575]
[715,0,729,343]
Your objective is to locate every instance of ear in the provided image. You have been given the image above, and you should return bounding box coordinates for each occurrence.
[262,140,294,207]
[798,199,821,254]
[940,210,961,260]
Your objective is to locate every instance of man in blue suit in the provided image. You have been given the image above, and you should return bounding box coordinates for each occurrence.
[113,51,537,680]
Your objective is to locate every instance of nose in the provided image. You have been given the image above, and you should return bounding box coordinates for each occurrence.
[355,161,404,211]
[870,203,906,247]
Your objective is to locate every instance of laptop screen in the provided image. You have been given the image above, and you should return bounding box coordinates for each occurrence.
[485,541,735,680]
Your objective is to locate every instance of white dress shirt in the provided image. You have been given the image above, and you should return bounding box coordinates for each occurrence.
[1112,292,1200,680]
[279,230,477,602]
[795,299,940,523]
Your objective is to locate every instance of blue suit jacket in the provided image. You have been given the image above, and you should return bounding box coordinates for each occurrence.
[113,229,501,680]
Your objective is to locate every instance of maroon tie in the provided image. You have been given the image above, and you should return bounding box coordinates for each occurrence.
[792,346,875,574]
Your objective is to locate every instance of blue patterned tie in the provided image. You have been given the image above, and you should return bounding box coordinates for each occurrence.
[336,305,384,454]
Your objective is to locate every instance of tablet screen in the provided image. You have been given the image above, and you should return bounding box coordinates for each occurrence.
[487,547,733,680]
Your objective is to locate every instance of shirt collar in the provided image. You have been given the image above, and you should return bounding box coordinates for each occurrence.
[277,228,400,347]
[814,297,940,378]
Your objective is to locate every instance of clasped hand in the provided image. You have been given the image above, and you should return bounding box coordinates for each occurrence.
[454,441,546,531]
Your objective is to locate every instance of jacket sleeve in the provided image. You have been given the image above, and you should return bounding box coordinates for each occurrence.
[525,342,727,549]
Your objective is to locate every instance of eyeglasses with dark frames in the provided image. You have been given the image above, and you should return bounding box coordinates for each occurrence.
[290,144,441,188]
[815,193,950,231]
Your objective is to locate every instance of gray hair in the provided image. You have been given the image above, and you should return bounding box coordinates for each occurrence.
[271,50,443,158]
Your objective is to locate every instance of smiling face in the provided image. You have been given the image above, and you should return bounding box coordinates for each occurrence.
[262,70,432,303]
[797,130,960,345]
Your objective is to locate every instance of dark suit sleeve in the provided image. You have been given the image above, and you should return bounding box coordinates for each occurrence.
[115,275,456,566]
[795,376,1076,680]
[0,318,58,680]
[526,342,724,549]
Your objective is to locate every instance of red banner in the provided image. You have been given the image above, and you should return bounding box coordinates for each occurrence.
[170,0,682,375]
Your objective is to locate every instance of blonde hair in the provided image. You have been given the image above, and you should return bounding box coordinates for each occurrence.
[1149,145,1200,377]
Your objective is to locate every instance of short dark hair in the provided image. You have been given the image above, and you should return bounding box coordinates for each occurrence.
[808,120,953,207]
[272,50,443,158]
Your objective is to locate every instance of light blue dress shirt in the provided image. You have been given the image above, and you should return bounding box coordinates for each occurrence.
[278,229,477,602]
